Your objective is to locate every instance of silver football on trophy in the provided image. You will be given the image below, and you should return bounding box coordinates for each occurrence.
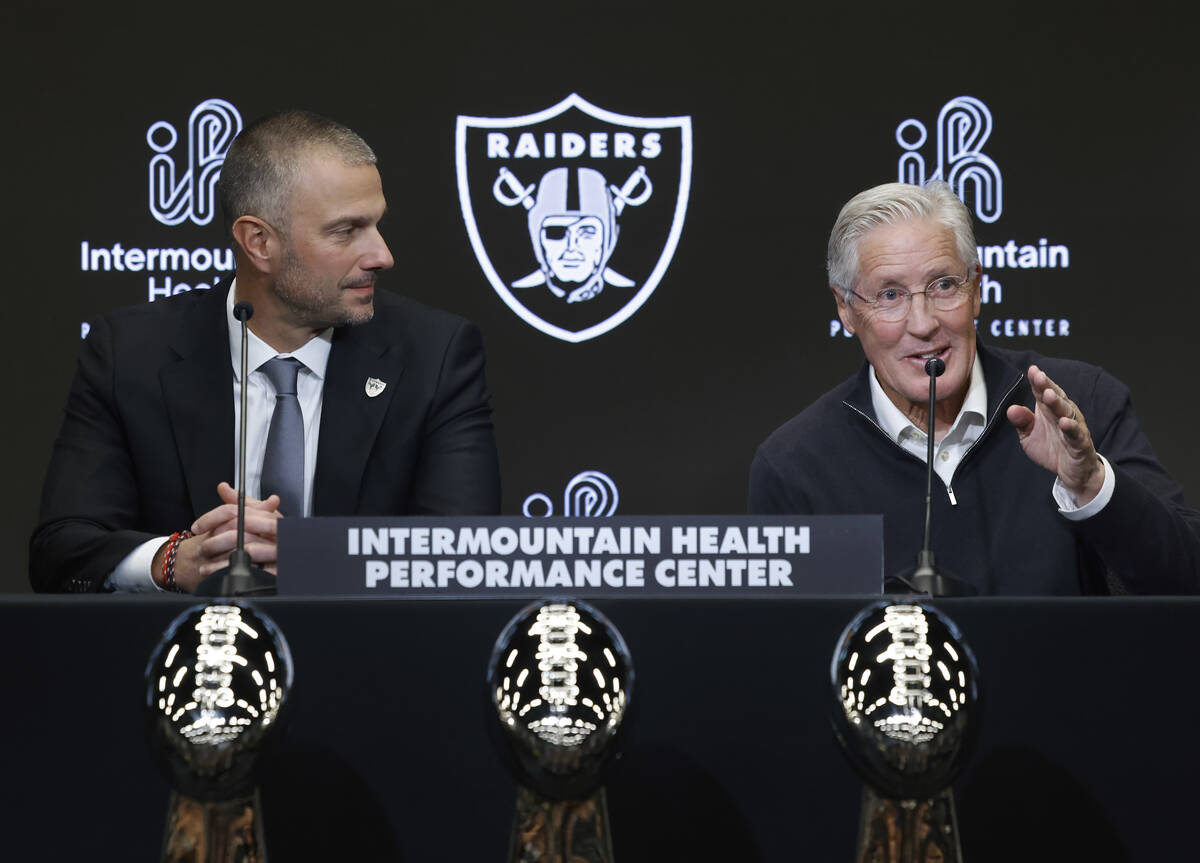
[830,601,980,801]
[145,602,294,800]
[487,599,634,800]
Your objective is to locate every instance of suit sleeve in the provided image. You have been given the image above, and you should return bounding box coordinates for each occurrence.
[408,319,501,515]
[29,317,159,592]
[1069,367,1200,594]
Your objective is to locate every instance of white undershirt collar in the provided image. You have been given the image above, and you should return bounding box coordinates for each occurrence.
[226,281,333,380]
[869,355,986,446]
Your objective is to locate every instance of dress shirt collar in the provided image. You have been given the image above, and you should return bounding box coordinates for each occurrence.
[226,280,332,380]
[869,353,986,443]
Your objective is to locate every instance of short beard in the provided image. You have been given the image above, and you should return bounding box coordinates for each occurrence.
[274,251,375,329]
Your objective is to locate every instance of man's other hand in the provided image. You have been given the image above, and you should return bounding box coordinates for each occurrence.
[1006,364,1105,505]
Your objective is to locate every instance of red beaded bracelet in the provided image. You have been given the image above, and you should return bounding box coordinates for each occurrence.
[160,530,194,592]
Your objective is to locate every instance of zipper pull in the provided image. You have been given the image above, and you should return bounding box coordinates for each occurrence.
[947,487,958,506]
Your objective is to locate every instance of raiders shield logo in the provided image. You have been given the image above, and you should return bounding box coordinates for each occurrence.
[456,94,692,342]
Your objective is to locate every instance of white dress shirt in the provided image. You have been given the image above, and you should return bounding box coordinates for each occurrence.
[867,356,1114,517]
[230,285,332,514]
[107,282,331,591]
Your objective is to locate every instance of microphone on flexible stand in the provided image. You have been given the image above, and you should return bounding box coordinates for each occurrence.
[195,301,277,597]
[886,356,978,598]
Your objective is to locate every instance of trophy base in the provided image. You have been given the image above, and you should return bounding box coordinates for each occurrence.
[510,785,614,863]
[855,786,963,863]
[161,789,267,863]
[193,563,276,597]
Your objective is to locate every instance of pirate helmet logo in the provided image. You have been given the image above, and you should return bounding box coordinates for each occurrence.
[457,94,692,342]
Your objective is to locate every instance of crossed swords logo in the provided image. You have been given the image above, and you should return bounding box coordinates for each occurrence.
[492,164,653,301]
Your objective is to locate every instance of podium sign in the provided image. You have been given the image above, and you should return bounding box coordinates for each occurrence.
[277,515,882,598]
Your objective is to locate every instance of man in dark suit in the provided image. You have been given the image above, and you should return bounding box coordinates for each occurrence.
[31,111,501,593]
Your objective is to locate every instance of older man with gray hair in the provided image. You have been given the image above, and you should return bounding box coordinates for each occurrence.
[749,180,1200,594]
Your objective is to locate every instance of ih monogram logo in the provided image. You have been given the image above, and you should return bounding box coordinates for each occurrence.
[147,98,242,226]
[896,95,1002,224]
[523,470,620,518]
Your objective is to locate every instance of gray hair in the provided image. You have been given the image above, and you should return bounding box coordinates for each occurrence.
[217,110,377,241]
[826,181,979,300]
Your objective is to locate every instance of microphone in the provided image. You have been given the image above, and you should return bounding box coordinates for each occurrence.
[885,356,977,597]
[195,301,277,597]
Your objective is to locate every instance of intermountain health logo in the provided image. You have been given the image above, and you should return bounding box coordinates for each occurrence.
[869,95,1076,342]
[457,94,692,342]
[78,99,242,329]
[147,98,243,226]
[895,95,1001,224]
[523,470,620,517]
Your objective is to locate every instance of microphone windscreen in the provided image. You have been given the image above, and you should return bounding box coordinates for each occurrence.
[925,357,945,377]
[233,301,255,322]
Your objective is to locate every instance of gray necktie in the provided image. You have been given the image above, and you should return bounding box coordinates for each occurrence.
[260,357,305,517]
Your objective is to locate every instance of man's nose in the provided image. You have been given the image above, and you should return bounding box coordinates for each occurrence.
[905,291,939,337]
[365,229,394,271]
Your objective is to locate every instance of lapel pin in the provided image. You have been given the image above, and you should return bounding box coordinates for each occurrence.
[365,377,387,398]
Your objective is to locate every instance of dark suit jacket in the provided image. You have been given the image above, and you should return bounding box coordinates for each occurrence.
[30,285,501,592]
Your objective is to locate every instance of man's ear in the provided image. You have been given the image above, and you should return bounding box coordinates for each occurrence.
[231,216,280,275]
[833,286,856,336]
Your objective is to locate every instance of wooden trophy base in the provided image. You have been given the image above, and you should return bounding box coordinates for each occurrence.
[855,786,963,863]
[161,789,267,863]
[510,784,615,863]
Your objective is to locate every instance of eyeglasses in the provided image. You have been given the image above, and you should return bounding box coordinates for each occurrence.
[850,275,973,323]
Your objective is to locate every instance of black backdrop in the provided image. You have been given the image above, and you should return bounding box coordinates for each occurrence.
[3,2,1197,592]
